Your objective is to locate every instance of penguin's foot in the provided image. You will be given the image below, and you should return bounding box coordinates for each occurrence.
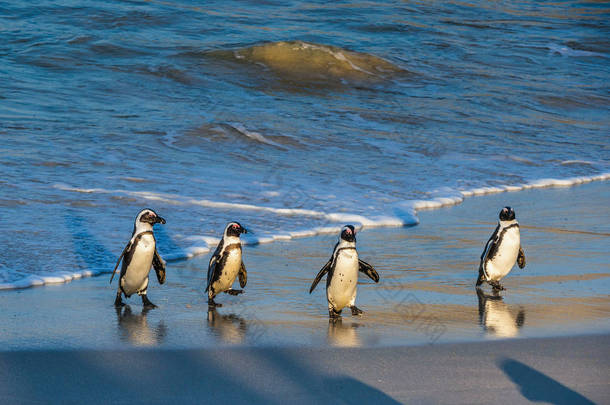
[350,306,364,316]
[328,309,342,320]
[114,293,125,307]
[490,281,505,291]
[225,289,243,296]
[208,298,222,308]
[141,295,158,308]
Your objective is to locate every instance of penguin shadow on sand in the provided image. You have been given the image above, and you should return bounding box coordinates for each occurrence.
[206,307,249,344]
[499,358,595,404]
[64,211,116,276]
[153,225,186,264]
[116,305,167,347]
[476,288,525,338]
[153,223,199,282]
[326,319,363,348]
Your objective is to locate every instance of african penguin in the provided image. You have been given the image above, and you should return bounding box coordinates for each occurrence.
[205,221,248,308]
[476,206,526,291]
[309,225,380,319]
[110,208,166,308]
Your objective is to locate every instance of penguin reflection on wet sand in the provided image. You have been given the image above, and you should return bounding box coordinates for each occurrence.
[205,222,248,308]
[110,209,167,308]
[476,288,525,338]
[327,319,362,347]
[310,225,380,320]
[207,308,247,344]
[116,305,167,346]
[476,206,526,291]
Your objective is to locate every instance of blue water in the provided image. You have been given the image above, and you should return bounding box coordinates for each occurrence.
[1,0,609,288]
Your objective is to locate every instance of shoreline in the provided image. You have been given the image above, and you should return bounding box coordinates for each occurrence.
[1,172,609,291]
[1,334,607,404]
[1,180,609,350]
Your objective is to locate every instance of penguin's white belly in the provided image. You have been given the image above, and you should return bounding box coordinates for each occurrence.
[214,249,241,292]
[121,234,155,296]
[327,250,359,311]
[486,228,520,281]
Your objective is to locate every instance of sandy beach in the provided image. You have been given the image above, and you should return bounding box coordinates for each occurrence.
[1,181,609,402]
[1,335,607,404]
[2,181,609,350]
[3,1,609,402]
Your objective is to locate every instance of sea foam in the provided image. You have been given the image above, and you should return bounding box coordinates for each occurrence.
[1,172,607,291]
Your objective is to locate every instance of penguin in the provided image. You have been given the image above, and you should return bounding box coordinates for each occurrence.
[205,221,248,308]
[110,208,166,308]
[309,225,380,319]
[476,206,526,291]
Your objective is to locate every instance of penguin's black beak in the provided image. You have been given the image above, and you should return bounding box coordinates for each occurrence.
[156,216,166,225]
[241,226,248,234]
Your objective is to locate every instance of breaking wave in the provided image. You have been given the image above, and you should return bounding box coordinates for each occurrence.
[1,172,607,291]
[210,40,406,85]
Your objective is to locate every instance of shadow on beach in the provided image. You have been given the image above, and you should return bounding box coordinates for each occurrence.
[64,211,115,276]
[499,358,595,405]
[0,348,401,404]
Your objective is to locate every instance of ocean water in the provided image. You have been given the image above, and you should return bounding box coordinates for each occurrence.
[1,0,609,289]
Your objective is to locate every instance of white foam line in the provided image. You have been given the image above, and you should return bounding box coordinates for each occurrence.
[227,123,285,149]
[53,184,409,225]
[292,41,378,76]
[562,160,594,166]
[2,173,607,291]
[413,173,610,211]
[0,270,100,291]
[547,43,606,58]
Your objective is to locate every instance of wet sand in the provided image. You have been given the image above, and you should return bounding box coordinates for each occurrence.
[1,334,608,404]
[1,180,608,350]
[1,181,609,403]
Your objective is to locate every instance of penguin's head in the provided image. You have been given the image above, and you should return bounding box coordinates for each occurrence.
[499,206,515,221]
[135,209,166,226]
[340,225,356,242]
[226,221,248,237]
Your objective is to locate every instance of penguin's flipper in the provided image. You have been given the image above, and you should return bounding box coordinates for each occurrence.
[476,264,486,286]
[206,240,224,293]
[517,246,526,269]
[153,248,166,284]
[478,225,500,281]
[110,240,132,284]
[206,257,217,293]
[309,260,331,293]
[358,259,380,283]
[238,261,247,288]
